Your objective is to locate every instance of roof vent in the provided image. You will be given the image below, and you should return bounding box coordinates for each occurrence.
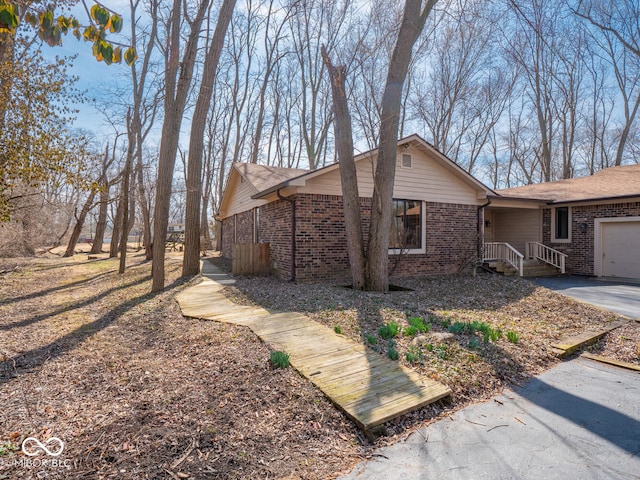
[401,153,412,168]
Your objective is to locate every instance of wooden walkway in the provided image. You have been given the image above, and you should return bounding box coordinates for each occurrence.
[175,261,451,433]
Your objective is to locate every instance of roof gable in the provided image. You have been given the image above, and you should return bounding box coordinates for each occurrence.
[249,134,495,200]
[234,163,309,192]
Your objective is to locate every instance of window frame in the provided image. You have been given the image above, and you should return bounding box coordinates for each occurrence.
[389,199,425,255]
[552,206,571,243]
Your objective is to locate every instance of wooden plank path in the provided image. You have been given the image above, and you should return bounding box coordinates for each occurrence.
[550,319,628,357]
[175,261,451,433]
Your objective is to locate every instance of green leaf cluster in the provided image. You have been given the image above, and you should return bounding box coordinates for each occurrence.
[1,0,136,65]
[0,40,97,221]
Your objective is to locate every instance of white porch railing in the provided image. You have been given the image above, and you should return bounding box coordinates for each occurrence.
[526,242,567,273]
[483,242,524,276]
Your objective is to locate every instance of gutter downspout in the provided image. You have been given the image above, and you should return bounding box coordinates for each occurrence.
[277,189,296,282]
[477,197,492,267]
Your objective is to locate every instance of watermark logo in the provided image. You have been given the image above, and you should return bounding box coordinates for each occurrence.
[21,437,64,457]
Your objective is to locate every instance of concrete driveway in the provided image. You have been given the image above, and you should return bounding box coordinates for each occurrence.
[531,276,640,320]
[340,358,640,480]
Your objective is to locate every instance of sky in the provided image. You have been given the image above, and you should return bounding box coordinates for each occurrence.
[44,1,138,139]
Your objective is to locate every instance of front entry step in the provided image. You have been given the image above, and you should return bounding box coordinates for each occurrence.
[522,260,561,277]
[485,260,561,277]
[487,261,518,276]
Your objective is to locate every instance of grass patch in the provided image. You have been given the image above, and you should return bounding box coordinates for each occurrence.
[407,317,431,333]
[378,321,400,339]
[387,344,399,361]
[405,345,423,364]
[365,334,377,345]
[506,330,519,343]
[0,441,19,457]
[449,320,502,343]
[333,325,343,334]
[269,350,290,369]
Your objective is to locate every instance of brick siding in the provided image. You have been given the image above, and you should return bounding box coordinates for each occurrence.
[259,199,293,280]
[542,202,640,275]
[220,210,254,259]
[221,194,479,283]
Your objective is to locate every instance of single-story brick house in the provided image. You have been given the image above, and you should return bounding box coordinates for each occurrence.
[217,133,640,282]
[487,164,640,280]
[217,134,496,283]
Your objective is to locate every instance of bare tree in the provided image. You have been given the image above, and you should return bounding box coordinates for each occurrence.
[183,0,236,276]
[250,0,291,164]
[151,0,209,292]
[90,145,119,254]
[323,0,437,292]
[573,1,640,58]
[289,0,351,169]
[412,3,512,174]
[129,0,161,260]
[595,32,640,166]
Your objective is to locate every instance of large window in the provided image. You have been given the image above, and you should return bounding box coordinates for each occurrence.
[390,199,422,250]
[553,206,570,242]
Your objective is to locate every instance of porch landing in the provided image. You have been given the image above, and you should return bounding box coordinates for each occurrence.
[175,261,451,433]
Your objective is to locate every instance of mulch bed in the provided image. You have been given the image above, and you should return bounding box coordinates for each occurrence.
[0,253,366,479]
[1,252,637,479]
[217,257,639,438]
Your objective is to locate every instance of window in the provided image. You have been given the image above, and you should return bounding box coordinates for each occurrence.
[401,153,412,168]
[390,199,422,250]
[553,206,570,242]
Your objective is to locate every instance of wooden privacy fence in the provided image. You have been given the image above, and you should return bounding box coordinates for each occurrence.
[232,243,270,275]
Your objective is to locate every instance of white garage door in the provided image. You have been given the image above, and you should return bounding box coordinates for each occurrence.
[601,221,640,279]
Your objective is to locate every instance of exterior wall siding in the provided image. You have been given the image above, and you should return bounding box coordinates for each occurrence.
[542,202,640,275]
[221,193,479,284]
[293,194,477,283]
[299,148,481,206]
[259,199,293,280]
[220,210,254,259]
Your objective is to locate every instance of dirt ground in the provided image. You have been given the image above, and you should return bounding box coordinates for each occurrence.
[1,251,638,479]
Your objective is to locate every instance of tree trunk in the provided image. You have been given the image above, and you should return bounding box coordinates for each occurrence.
[64,190,97,257]
[615,92,640,166]
[119,110,135,274]
[90,184,109,254]
[151,0,209,292]
[321,46,366,289]
[90,145,116,254]
[182,0,236,277]
[135,155,152,259]
[110,197,123,258]
[129,0,158,261]
[365,0,437,292]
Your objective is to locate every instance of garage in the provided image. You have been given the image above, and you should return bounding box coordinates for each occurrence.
[596,218,640,279]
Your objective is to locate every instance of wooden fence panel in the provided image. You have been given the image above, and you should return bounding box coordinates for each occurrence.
[232,243,270,276]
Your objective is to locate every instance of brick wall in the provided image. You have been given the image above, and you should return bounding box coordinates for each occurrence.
[542,202,640,275]
[220,210,254,259]
[293,194,370,283]
[259,199,293,280]
[391,202,478,278]
[293,195,477,283]
[222,193,479,283]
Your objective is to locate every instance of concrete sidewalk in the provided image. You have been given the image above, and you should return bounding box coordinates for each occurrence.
[340,357,640,480]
